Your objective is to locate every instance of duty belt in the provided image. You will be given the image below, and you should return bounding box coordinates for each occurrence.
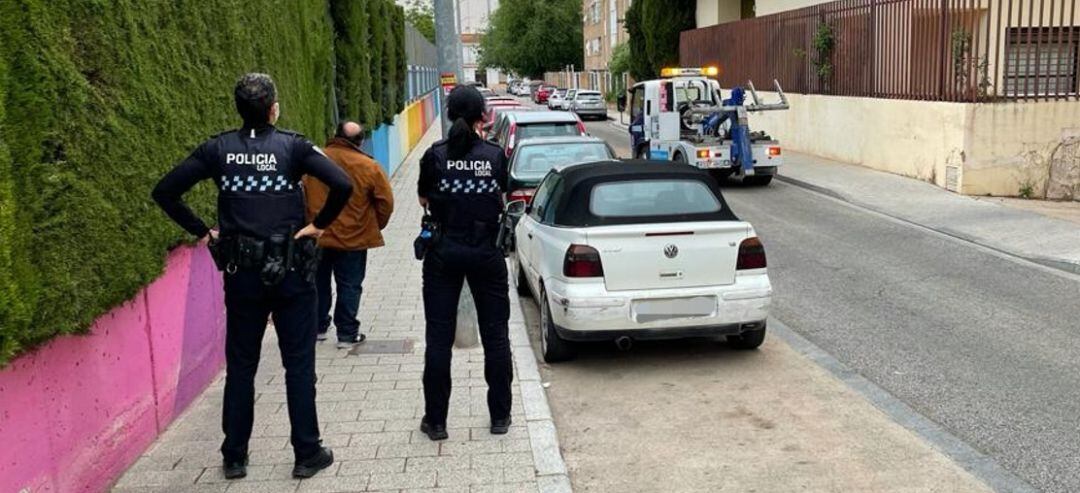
[208,233,321,285]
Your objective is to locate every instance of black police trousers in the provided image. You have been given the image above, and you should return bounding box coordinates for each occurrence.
[421,237,513,426]
[221,269,321,463]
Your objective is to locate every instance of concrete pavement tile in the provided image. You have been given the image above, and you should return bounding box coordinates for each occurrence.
[337,458,407,476]
[439,440,503,456]
[112,484,228,493]
[469,483,537,493]
[377,442,440,458]
[526,420,566,476]
[501,467,536,483]
[367,470,438,490]
[435,467,503,487]
[295,474,370,493]
[114,468,203,488]
[405,455,472,471]
[323,420,387,435]
[470,452,534,470]
[333,444,380,461]
[402,487,471,493]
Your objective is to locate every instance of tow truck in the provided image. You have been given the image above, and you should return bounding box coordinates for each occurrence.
[628,67,790,185]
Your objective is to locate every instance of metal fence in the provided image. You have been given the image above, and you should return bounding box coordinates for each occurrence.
[680,0,1079,102]
[405,24,439,101]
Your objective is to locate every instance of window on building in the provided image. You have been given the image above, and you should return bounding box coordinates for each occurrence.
[1005,27,1079,96]
[609,0,618,47]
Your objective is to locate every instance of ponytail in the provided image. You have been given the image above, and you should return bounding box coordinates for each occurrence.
[447,117,479,159]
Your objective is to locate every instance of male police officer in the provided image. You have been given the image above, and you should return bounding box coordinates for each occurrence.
[152,73,353,479]
[416,85,513,440]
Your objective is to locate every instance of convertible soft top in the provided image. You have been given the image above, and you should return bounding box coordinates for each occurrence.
[550,160,739,226]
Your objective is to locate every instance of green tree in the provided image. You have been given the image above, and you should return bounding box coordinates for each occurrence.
[625,0,696,80]
[480,0,583,78]
[403,0,435,43]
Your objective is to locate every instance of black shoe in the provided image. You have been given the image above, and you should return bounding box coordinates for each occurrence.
[420,418,448,441]
[491,417,512,435]
[223,456,248,480]
[292,447,334,479]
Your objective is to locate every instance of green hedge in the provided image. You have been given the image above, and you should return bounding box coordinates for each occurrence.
[329,0,407,129]
[0,0,406,365]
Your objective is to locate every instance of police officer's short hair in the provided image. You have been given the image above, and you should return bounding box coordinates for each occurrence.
[234,73,277,124]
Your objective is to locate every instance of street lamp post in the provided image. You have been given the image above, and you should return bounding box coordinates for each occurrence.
[434,0,463,138]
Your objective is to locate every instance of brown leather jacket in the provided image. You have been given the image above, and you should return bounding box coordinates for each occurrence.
[304,138,394,250]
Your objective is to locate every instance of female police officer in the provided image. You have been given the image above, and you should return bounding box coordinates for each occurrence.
[416,85,512,440]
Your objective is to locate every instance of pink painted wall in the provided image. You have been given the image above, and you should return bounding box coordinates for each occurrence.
[0,245,225,493]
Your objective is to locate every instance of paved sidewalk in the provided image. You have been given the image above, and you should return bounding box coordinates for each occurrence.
[113,124,570,493]
[777,152,1080,274]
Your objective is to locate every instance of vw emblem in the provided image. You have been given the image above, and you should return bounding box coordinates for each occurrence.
[664,244,679,258]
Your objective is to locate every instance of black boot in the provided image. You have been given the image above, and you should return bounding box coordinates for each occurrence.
[420,417,449,441]
[491,417,512,435]
[223,455,248,480]
[292,447,334,479]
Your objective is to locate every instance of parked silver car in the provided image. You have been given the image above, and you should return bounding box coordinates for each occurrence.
[570,90,607,120]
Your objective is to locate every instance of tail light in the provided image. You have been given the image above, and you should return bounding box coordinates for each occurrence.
[737,237,767,270]
[696,149,710,159]
[508,188,536,204]
[576,119,587,135]
[563,244,604,278]
[506,122,517,157]
[768,147,781,157]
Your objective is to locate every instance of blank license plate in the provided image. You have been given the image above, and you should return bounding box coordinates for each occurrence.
[633,296,716,323]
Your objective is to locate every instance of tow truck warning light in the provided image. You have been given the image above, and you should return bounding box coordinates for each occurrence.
[660,66,720,78]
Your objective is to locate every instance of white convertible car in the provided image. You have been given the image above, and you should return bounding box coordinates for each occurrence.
[509,160,772,362]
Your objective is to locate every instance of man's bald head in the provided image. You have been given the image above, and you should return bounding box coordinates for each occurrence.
[335,121,365,147]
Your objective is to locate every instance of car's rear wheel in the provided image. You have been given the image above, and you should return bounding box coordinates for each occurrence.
[727,323,767,350]
[540,288,576,362]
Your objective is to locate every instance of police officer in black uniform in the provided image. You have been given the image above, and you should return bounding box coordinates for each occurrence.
[416,85,513,441]
[152,73,353,479]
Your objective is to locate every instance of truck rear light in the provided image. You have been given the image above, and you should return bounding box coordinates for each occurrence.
[737,237,767,270]
[508,188,536,204]
[696,149,710,159]
[563,244,604,278]
[768,147,781,157]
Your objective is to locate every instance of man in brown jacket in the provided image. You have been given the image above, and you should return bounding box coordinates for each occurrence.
[305,121,394,348]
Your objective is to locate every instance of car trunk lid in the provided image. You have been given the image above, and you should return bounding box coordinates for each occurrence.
[586,222,749,291]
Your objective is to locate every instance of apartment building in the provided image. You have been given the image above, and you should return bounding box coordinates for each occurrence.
[457,0,503,86]
[582,0,634,92]
[684,0,1080,199]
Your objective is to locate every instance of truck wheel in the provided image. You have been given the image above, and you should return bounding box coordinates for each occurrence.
[727,323,767,350]
[540,289,576,362]
[673,152,688,164]
[745,175,773,186]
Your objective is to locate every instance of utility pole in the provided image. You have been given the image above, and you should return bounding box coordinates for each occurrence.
[434,0,463,137]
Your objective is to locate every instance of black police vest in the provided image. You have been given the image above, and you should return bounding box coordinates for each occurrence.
[427,139,506,232]
[208,127,308,239]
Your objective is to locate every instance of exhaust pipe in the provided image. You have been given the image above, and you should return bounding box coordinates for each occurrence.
[614,336,633,351]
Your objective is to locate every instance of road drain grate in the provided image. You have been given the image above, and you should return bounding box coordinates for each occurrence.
[348,339,414,355]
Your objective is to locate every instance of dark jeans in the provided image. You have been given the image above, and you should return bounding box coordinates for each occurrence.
[315,248,368,341]
[421,237,513,426]
[221,269,321,463]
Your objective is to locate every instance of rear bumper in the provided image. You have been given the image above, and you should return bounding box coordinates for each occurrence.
[554,321,764,342]
[544,272,771,339]
[574,107,607,116]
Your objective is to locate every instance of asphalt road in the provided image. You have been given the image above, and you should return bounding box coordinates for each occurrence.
[523,108,1080,492]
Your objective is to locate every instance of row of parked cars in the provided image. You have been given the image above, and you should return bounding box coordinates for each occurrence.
[483,90,772,363]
